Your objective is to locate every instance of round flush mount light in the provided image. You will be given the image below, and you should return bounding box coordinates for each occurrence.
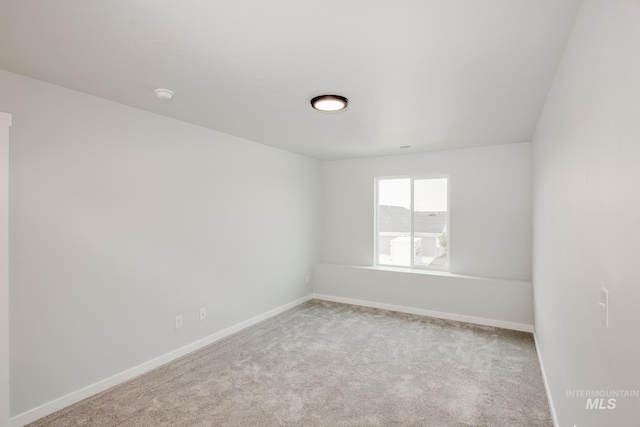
[310,95,348,112]
[155,88,174,100]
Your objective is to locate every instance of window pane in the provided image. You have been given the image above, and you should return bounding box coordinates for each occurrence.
[377,179,411,266]
[413,178,448,268]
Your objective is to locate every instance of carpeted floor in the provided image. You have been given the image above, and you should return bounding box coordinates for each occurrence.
[29,300,552,426]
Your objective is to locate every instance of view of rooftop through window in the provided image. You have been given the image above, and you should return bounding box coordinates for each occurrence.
[377,177,448,269]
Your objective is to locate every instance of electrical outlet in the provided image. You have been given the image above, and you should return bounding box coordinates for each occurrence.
[599,288,609,328]
[175,315,183,330]
[305,275,310,284]
[199,307,207,321]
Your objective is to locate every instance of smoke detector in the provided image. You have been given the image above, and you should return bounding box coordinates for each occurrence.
[155,88,174,100]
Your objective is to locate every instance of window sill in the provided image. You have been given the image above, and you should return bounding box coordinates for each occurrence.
[346,264,531,284]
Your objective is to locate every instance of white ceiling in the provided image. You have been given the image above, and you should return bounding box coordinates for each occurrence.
[0,1,582,160]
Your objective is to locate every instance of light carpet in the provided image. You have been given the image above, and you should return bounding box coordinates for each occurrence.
[29,300,552,426]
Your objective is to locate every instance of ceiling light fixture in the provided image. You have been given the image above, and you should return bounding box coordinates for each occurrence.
[310,95,348,112]
[155,88,174,100]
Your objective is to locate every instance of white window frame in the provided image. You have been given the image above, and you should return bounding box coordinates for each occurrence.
[374,175,450,271]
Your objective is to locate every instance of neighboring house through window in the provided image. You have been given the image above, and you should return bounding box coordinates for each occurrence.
[376,176,449,270]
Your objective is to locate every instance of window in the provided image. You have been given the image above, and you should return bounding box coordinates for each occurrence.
[376,176,449,270]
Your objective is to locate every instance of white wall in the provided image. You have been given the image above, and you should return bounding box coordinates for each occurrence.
[321,143,532,280]
[314,264,534,331]
[316,143,533,330]
[0,112,12,427]
[532,1,640,426]
[0,69,321,418]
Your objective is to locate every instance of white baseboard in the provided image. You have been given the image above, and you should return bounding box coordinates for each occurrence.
[533,330,559,427]
[11,294,313,427]
[313,293,534,333]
